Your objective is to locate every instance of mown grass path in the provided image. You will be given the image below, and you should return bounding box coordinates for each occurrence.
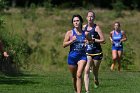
[0,71,140,93]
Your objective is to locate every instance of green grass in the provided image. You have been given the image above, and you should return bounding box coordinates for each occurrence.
[0,71,140,93]
[96,71,140,93]
[1,8,140,71]
[0,7,140,93]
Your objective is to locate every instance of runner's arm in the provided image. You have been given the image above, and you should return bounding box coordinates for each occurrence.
[95,25,105,44]
[120,31,127,42]
[63,30,76,48]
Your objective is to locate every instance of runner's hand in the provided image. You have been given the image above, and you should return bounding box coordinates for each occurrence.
[3,52,9,57]
[71,35,77,42]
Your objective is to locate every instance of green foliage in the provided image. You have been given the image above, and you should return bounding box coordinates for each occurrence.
[0,0,7,11]
[29,3,37,22]
[0,8,139,72]
[121,42,135,70]
[112,0,126,17]
[43,0,53,10]
[103,41,136,70]
[0,16,5,28]
[30,31,44,63]
[33,31,42,43]
[0,16,32,70]
[22,3,37,22]
[102,42,112,70]
[49,46,59,65]
[59,2,76,8]
[131,0,138,9]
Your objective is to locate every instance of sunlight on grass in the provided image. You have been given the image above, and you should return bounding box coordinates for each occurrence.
[0,71,140,93]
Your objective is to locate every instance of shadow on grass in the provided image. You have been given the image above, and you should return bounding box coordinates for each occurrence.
[0,73,41,85]
[0,56,20,76]
[0,56,45,85]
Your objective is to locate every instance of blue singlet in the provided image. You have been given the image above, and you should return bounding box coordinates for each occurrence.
[112,30,123,51]
[67,29,87,65]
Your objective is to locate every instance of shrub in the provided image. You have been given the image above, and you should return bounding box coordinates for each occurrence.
[0,16,32,74]
[103,41,135,70]
[0,0,9,12]
[112,0,126,17]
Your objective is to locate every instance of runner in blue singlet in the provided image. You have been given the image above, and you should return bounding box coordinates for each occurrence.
[68,29,87,65]
[63,14,87,93]
[112,30,123,50]
[110,22,127,72]
[83,10,105,92]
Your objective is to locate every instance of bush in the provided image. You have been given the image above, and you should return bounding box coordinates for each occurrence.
[103,41,135,70]
[0,0,8,12]
[0,16,32,74]
[121,42,135,70]
[112,0,126,17]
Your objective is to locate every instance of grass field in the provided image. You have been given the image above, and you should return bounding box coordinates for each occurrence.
[1,7,140,71]
[0,70,140,93]
[0,7,140,93]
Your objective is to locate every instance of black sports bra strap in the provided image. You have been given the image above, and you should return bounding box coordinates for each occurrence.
[84,24,96,32]
[93,24,96,29]
[84,25,88,32]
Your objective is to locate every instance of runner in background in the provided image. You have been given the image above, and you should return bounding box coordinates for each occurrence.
[110,21,127,72]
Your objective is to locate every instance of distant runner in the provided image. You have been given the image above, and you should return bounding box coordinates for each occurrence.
[110,21,127,72]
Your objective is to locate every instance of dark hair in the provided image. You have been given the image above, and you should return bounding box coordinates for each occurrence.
[112,21,121,30]
[71,14,83,24]
[114,21,121,27]
[86,10,95,18]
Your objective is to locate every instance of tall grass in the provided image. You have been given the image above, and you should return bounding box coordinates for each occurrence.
[1,7,140,72]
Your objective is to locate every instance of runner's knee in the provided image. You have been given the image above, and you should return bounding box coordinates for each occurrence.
[77,72,82,78]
